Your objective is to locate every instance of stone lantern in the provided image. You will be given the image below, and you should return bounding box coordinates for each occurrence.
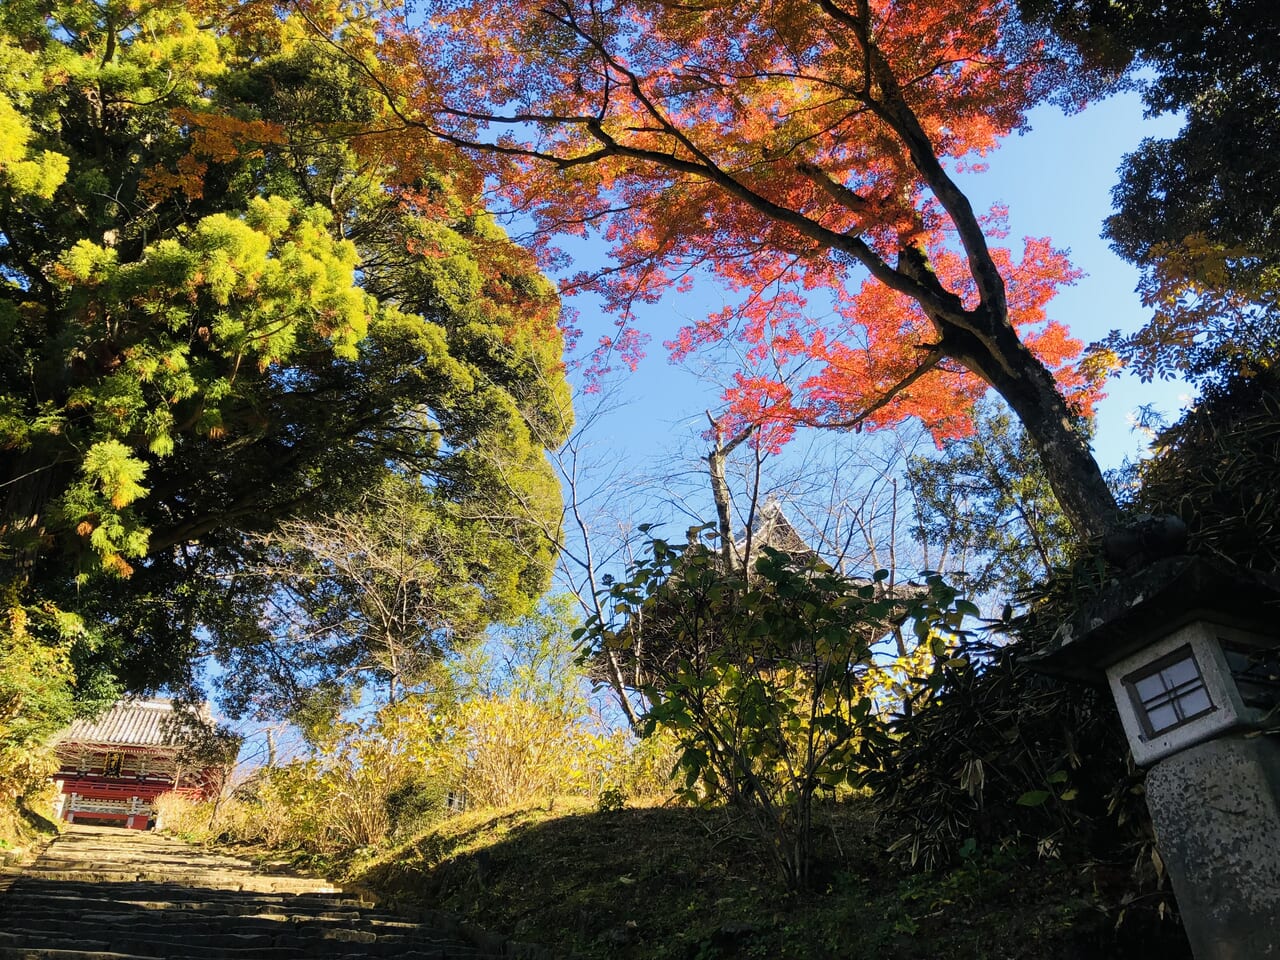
[1034,555,1280,960]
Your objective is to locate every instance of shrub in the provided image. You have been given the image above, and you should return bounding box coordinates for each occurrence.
[861,638,1142,872]
[584,532,968,889]
[868,367,1280,929]
[152,791,210,838]
[448,694,597,808]
[596,786,626,812]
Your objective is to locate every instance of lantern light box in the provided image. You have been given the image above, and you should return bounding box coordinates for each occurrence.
[1033,554,1280,960]
[1106,621,1280,765]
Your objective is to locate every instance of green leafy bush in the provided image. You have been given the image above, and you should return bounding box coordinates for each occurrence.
[870,365,1280,936]
[861,638,1142,872]
[583,530,968,888]
[596,786,626,813]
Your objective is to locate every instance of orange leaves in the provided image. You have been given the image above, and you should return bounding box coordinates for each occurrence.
[141,109,286,203]
[396,0,1095,447]
[100,554,135,578]
[176,110,286,164]
[660,216,1091,444]
[140,153,208,202]
[721,372,801,453]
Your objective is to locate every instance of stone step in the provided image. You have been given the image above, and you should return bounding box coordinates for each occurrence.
[0,934,113,953]
[0,826,509,959]
[1,934,307,959]
[0,942,470,960]
[11,885,335,906]
[1,934,479,960]
[7,910,471,944]
[15,872,338,894]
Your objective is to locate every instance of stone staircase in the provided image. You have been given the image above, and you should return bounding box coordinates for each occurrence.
[0,826,514,959]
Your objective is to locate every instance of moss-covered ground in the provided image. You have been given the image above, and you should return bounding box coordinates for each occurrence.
[351,798,1191,960]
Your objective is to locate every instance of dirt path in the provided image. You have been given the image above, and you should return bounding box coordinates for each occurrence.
[0,825,501,959]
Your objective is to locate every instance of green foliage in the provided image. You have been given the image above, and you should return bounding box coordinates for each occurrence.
[356,798,1188,960]
[907,402,1078,600]
[861,638,1146,876]
[1018,0,1279,262]
[185,599,635,858]
[0,0,570,699]
[453,593,588,707]
[876,365,1280,931]
[1133,365,1280,572]
[249,696,454,853]
[166,707,243,793]
[1103,2,1280,268]
[596,785,627,812]
[0,587,117,808]
[1095,237,1280,387]
[218,475,541,719]
[583,529,969,888]
[443,596,614,809]
[1022,0,1280,386]
[0,606,73,805]
[448,693,603,808]
[609,728,683,800]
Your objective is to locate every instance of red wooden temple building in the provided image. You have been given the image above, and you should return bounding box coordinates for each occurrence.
[51,698,213,829]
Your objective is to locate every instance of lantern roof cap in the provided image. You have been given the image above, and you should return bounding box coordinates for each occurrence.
[1032,555,1280,683]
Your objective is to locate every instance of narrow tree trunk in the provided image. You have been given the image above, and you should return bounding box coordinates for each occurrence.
[891,240,1121,542]
[603,648,640,727]
[706,434,739,573]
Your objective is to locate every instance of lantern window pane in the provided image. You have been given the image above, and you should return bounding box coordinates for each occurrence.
[1162,657,1199,688]
[1134,673,1167,701]
[1124,647,1215,737]
[1178,685,1212,717]
[1146,703,1179,732]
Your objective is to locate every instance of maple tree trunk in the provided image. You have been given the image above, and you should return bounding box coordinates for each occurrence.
[950,317,1121,543]
[1001,382,1118,544]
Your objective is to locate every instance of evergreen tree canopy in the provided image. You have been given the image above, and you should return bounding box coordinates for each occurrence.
[1017,0,1280,383]
[0,0,570,698]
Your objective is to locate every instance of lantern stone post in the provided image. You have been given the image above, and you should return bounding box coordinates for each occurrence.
[1035,556,1280,960]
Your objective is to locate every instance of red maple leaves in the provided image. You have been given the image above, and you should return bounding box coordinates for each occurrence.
[365,0,1103,450]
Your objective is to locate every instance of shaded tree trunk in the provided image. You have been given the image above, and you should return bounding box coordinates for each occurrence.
[942,314,1119,542]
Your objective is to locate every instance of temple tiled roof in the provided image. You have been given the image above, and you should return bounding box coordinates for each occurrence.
[56,698,180,747]
[734,500,816,562]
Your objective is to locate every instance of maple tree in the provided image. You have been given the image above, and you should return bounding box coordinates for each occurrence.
[0,0,569,695]
[328,0,1120,540]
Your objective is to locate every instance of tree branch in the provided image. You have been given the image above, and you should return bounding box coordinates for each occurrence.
[804,345,945,430]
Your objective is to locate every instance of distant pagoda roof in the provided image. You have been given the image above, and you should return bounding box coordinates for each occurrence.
[733,500,819,565]
[56,698,185,748]
[734,499,925,599]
